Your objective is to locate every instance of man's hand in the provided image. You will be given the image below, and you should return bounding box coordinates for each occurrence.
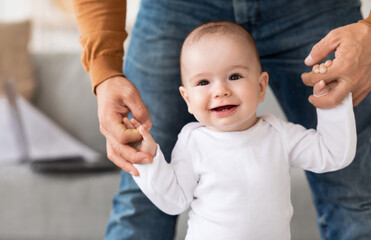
[96,76,153,176]
[302,22,371,108]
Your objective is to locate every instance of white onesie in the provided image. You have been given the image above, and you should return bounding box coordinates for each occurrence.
[133,94,356,240]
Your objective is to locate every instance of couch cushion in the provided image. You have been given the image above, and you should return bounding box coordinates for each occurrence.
[32,53,106,154]
[0,21,35,101]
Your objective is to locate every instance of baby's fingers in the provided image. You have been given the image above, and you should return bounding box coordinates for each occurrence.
[309,80,350,109]
[138,126,154,142]
[313,80,329,97]
[312,60,333,74]
[123,117,135,129]
[130,118,142,128]
[138,126,157,157]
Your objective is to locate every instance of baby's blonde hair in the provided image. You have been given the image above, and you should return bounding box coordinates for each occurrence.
[180,20,261,84]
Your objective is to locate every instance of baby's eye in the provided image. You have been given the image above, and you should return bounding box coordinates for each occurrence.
[197,80,210,86]
[229,74,242,80]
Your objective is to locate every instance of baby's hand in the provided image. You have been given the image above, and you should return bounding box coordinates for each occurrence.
[123,118,157,158]
[313,80,330,97]
[312,59,332,74]
[311,60,332,99]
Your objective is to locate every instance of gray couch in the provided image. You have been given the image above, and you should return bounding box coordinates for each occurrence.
[0,53,320,240]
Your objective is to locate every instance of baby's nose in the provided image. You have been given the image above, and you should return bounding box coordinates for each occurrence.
[213,83,231,98]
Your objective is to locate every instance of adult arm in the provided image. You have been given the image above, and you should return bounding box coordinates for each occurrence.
[73,0,127,92]
[302,11,371,108]
[283,94,356,173]
[73,0,152,175]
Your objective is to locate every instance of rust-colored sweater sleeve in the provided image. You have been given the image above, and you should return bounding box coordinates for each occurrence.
[359,10,371,27]
[73,0,127,93]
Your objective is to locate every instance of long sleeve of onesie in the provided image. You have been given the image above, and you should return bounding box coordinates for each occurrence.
[133,124,200,215]
[273,93,356,173]
[133,94,356,218]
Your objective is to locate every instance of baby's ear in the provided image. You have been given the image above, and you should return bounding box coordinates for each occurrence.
[258,72,269,103]
[179,86,193,114]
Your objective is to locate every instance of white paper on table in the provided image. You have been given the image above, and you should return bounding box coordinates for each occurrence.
[0,96,100,164]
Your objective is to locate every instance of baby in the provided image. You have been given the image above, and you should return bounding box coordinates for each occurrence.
[124,21,356,239]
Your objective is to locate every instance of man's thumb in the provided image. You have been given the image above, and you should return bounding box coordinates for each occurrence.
[305,31,339,66]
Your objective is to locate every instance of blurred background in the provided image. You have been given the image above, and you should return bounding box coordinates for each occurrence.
[0,0,370,239]
[0,0,140,53]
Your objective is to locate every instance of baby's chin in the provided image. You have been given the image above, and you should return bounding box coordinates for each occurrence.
[194,118,233,132]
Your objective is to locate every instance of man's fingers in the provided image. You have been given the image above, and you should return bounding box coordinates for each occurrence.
[100,113,142,144]
[103,121,142,144]
[308,80,351,109]
[305,30,340,66]
[125,90,152,128]
[106,141,139,176]
[109,135,152,163]
[106,137,153,172]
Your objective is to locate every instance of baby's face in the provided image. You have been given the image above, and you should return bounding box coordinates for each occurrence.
[179,34,268,132]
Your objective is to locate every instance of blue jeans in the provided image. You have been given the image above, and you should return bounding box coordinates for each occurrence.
[105,0,371,239]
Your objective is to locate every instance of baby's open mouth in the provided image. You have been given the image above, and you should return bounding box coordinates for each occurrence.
[211,105,238,112]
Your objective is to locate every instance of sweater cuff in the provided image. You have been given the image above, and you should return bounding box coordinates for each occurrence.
[89,55,125,94]
[358,10,371,27]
